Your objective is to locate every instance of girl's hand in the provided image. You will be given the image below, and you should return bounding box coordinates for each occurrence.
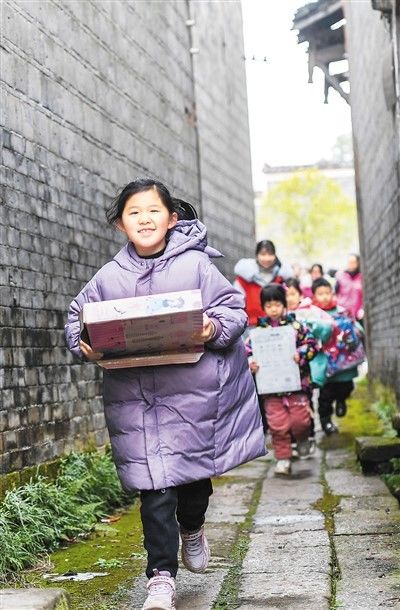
[80,340,104,361]
[249,360,259,373]
[193,313,216,343]
[293,352,300,363]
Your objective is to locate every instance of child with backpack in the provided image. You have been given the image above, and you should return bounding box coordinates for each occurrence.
[312,278,365,435]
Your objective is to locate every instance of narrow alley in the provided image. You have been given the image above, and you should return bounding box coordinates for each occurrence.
[2,1,400,609]
[123,433,399,609]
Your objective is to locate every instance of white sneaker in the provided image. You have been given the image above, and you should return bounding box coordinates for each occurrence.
[274,459,291,476]
[297,438,311,459]
[180,526,210,573]
[142,570,176,610]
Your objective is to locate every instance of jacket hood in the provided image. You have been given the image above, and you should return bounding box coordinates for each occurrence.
[234,257,293,284]
[112,220,222,270]
[234,258,260,282]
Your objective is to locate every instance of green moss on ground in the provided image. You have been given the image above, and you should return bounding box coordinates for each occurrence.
[212,475,260,488]
[337,381,383,437]
[382,458,400,503]
[25,502,144,610]
[55,595,70,610]
[319,380,384,452]
[313,490,341,537]
[313,454,342,609]
[212,479,263,610]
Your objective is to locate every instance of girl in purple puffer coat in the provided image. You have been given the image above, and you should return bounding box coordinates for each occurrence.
[65,178,265,610]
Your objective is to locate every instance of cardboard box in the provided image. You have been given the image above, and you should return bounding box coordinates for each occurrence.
[80,290,204,369]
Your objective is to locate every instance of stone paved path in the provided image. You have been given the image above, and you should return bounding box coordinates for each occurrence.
[123,438,400,610]
[3,438,399,610]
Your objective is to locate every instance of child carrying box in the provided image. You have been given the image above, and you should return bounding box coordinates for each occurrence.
[65,178,265,610]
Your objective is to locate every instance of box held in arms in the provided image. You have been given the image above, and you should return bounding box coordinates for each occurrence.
[80,290,204,369]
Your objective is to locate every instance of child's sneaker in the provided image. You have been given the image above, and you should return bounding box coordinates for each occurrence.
[274,459,291,476]
[322,420,339,435]
[142,570,176,610]
[180,526,210,573]
[297,438,311,459]
[291,442,300,460]
[335,400,347,417]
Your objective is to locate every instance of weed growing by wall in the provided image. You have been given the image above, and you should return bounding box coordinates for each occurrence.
[0,450,135,580]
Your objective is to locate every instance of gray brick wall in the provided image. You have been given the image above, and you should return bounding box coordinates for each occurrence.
[1,0,255,474]
[191,1,255,272]
[344,3,400,399]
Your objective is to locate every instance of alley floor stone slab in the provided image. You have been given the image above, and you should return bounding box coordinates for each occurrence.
[239,571,330,608]
[326,468,391,497]
[335,495,400,535]
[0,589,69,610]
[335,533,400,609]
[120,442,399,610]
[238,458,331,610]
[326,448,400,609]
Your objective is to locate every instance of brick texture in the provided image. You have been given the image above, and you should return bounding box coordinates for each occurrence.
[1,0,254,473]
[344,3,400,399]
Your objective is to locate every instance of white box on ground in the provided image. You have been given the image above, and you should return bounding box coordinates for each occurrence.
[81,290,204,369]
[250,325,301,394]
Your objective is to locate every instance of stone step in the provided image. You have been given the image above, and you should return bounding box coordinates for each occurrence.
[0,588,69,610]
[356,436,400,473]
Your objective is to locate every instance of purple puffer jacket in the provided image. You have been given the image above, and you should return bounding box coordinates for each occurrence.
[65,221,265,491]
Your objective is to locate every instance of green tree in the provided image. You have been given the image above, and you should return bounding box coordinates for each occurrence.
[331,133,354,164]
[258,168,357,262]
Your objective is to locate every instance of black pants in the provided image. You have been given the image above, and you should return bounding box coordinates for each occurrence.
[252,374,268,433]
[318,380,354,422]
[140,478,213,578]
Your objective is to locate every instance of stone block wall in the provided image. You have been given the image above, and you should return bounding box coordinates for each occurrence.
[191,1,255,271]
[344,2,400,399]
[1,0,254,473]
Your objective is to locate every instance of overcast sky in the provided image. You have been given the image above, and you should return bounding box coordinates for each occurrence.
[241,0,352,190]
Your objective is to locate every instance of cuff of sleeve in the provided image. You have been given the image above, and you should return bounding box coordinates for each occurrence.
[207,317,223,342]
[297,349,306,366]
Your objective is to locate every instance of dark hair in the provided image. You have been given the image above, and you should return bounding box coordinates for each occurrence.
[285,278,302,294]
[310,263,323,275]
[260,284,287,308]
[312,278,332,294]
[106,179,175,225]
[327,268,337,278]
[348,253,360,267]
[256,240,276,256]
[172,198,198,221]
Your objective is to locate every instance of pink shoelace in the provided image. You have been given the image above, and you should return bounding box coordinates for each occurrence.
[147,571,174,596]
[182,530,204,555]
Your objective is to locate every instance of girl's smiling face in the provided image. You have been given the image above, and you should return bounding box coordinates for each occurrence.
[117,189,177,256]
